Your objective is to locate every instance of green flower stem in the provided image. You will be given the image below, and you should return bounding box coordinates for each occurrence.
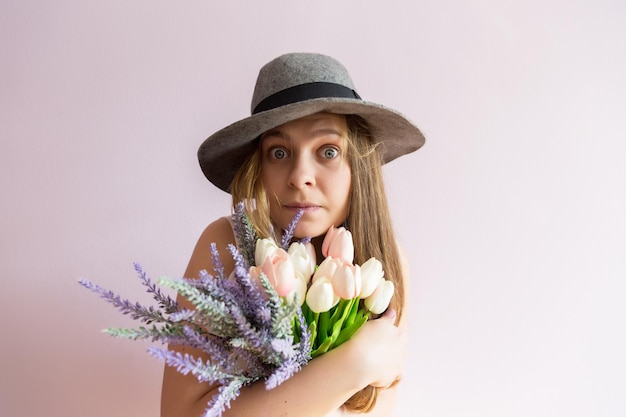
[334,311,369,347]
[328,298,357,349]
[328,299,350,328]
[317,310,330,346]
[304,297,373,358]
[292,315,300,344]
[344,297,360,328]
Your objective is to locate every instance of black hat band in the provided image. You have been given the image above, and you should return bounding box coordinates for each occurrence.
[253,82,362,114]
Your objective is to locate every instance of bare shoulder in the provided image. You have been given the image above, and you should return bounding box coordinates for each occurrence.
[198,216,236,247]
[185,216,237,279]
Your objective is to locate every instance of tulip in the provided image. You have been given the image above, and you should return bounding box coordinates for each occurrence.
[261,248,296,297]
[306,277,340,313]
[364,279,394,314]
[331,262,361,299]
[255,238,279,268]
[285,275,308,306]
[359,257,384,298]
[288,242,316,284]
[321,226,354,264]
[312,256,339,284]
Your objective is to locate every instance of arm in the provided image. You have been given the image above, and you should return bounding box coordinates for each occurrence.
[161,219,408,417]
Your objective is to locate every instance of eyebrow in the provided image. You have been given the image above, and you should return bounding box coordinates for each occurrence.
[311,128,344,138]
[262,128,343,141]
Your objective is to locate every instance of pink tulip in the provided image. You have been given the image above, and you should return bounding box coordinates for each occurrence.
[321,225,354,264]
[306,277,339,313]
[261,248,296,297]
[364,279,395,314]
[331,262,361,299]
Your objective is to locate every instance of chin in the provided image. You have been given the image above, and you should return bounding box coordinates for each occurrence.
[292,221,330,240]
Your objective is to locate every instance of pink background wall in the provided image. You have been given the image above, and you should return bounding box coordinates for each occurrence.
[2,1,625,416]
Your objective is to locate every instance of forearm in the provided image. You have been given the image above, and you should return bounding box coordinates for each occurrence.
[242,351,366,416]
[175,344,366,417]
[229,378,401,417]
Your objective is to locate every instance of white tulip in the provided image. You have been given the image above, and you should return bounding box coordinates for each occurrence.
[364,280,394,314]
[285,274,308,306]
[288,242,316,284]
[255,238,279,267]
[312,256,339,284]
[306,277,340,313]
[359,257,384,298]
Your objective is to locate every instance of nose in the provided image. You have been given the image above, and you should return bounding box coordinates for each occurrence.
[288,154,316,189]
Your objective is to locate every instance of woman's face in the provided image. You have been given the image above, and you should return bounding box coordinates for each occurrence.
[260,113,351,239]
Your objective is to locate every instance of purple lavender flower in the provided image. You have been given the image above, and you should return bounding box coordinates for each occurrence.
[79,208,313,417]
[280,208,304,249]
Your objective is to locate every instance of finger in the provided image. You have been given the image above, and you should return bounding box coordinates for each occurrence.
[382,308,396,321]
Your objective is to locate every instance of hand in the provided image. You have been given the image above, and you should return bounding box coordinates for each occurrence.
[343,308,407,389]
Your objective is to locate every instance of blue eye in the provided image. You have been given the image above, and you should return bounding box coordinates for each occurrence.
[322,147,339,159]
[270,147,287,159]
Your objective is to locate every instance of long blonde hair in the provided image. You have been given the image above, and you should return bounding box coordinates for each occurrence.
[230,114,405,412]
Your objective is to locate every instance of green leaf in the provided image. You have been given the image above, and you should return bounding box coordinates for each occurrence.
[328,298,356,340]
[333,314,368,347]
[311,335,334,358]
[308,320,317,350]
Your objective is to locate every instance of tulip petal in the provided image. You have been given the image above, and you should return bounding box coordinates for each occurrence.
[359,257,384,298]
[365,280,395,314]
[306,277,339,313]
[331,263,361,299]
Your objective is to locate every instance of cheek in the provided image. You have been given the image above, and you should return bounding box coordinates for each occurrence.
[335,166,352,209]
[261,166,278,194]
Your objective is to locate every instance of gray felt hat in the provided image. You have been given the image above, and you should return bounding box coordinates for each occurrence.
[198,52,426,192]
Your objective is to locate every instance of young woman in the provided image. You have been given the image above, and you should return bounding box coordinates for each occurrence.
[161,53,425,417]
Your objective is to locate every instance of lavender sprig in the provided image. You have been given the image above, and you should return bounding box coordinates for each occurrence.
[231,202,257,267]
[133,262,179,314]
[209,243,227,281]
[228,244,271,327]
[78,278,168,325]
[157,277,237,335]
[280,209,304,249]
[295,308,312,363]
[204,379,246,417]
[147,346,241,384]
[265,357,302,390]
[104,323,181,342]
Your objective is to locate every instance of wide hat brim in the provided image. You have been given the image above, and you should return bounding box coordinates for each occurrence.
[198,97,425,193]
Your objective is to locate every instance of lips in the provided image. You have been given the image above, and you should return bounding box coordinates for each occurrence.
[284,203,321,212]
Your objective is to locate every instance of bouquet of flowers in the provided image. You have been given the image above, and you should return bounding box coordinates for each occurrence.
[79,203,394,417]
